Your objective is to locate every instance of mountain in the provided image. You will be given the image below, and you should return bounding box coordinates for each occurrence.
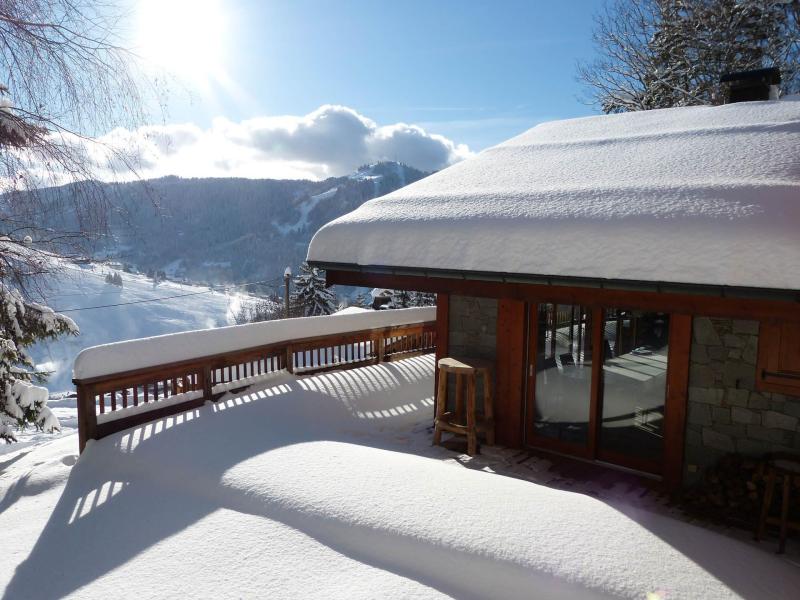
[31,162,428,292]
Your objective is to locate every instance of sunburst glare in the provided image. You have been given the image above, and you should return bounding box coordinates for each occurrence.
[136,0,229,85]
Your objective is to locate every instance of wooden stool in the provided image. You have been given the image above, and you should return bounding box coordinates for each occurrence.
[433,356,495,456]
[755,454,800,554]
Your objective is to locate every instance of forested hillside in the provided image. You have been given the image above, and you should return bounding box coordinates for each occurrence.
[24,162,428,291]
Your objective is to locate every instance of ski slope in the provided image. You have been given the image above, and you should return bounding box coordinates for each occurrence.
[29,263,245,393]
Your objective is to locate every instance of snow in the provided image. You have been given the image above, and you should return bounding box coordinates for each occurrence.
[334,305,371,315]
[29,263,245,392]
[73,306,435,381]
[308,97,800,291]
[95,390,204,425]
[273,186,339,234]
[2,354,799,599]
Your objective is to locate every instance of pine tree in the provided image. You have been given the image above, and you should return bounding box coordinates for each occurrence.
[0,283,77,442]
[291,262,337,316]
[410,291,436,307]
[353,292,371,309]
[389,289,411,309]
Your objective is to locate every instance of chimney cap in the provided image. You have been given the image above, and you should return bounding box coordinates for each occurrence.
[720,67,781,85]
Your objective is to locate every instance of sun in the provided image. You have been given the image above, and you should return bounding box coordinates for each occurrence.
[136,0,228,84]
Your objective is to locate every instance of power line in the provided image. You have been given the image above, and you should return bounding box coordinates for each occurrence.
[51,275,287,313]
[53,289,215,312]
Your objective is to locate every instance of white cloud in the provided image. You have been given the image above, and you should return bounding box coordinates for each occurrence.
[81,105,472,182]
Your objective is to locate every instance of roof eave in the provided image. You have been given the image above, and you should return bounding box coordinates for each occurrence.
[307,260,800,304]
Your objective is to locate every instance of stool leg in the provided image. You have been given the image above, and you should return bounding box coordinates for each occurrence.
[433,370,447,446]
[455,373,464,423]
[779,474,790,554]
[466,373,477,456]
[757,468,776,541]
[482,368,495,446]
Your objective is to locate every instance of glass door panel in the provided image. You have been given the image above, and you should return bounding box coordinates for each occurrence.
[531,303,592,448]
[599,310,669,467]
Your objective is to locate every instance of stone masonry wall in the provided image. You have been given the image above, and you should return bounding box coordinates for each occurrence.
[685,317,800,484]
[448,295,497,361]
[447,295,497,409]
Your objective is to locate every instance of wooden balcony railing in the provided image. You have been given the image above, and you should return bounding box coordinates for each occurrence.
[73,310,436,453]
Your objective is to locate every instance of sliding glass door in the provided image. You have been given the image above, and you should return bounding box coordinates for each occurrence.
[598,310,669,472]
[527,304,672,475]
[528,303,593,456]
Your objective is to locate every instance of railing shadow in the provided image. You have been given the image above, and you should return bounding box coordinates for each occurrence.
[3,355,457,599]
[6,353,800,599]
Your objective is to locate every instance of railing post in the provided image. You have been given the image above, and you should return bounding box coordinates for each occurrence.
[285,344,294,374]
[76,383,97,454]
[377,332,385,362]
[202,365,213,401]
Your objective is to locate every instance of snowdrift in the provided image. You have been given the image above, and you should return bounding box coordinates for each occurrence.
[3,355,800,599]
[73,306,435,380]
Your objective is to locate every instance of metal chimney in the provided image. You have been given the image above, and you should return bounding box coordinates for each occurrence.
[721,67,781,103]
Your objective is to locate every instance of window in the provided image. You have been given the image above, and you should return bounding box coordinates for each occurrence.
[757,321,800,395]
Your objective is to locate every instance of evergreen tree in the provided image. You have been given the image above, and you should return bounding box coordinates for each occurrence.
[410,291,436,307]
[0,283,77,442]
[291,262,337,316]
[353,292,371,309]
[389,289,411,309]
[579,0,800,113]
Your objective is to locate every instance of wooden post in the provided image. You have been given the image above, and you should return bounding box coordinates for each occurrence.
[495,299,526,448]
[285,344,294,373]
[284,267,292,319]
[434,293,450,388]
[663,313,692,490]
[76,383,97,454]
[377,333,385,362]
[202,366,213,401]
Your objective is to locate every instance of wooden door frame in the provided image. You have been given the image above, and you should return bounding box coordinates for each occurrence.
[523,302,691,487]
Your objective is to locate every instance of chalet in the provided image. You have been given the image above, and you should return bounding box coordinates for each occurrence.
[307,83,800,489]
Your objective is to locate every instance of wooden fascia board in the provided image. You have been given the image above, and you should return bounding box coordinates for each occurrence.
[325,269,800,322]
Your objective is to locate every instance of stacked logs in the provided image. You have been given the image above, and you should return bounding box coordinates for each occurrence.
[679,454,781,527]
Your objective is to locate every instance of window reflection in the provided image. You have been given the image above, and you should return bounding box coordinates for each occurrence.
[533,304,592,446]
[600,310,668,463]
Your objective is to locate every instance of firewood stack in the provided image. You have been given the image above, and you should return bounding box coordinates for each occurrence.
[680,454,800,528]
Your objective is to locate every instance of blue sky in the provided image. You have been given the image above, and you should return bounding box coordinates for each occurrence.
[120,1,601,180]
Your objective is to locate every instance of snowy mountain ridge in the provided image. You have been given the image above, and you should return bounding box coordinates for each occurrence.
[20,161,429,288]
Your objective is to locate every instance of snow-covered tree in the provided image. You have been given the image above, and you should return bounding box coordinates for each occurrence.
[579,0,800,113]
[0,282,77,442]
[389,289,411,309]
[0,2,158,441]
[410,291,436,307]
[105,272,123,287]
[233,297,281,324]
[353,292,371,309]
[291,262,337,316]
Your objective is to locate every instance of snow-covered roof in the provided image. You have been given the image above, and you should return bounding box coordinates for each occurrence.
[308,97,800,291]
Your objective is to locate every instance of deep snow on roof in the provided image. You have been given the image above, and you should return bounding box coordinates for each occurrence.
[308,97,800,291]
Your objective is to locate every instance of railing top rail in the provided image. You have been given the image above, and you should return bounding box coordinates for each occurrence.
[73,307,436,385]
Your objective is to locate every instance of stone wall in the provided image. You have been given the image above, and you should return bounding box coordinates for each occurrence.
[448,295,497,361]
[684,317,800,484]
[446,295,497,409]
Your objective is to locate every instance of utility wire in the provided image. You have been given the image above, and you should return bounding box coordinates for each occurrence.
[53,289,216,312]
[52,275,287,313]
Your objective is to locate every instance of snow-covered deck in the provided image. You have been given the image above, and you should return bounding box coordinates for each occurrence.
[2,355,800,599]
